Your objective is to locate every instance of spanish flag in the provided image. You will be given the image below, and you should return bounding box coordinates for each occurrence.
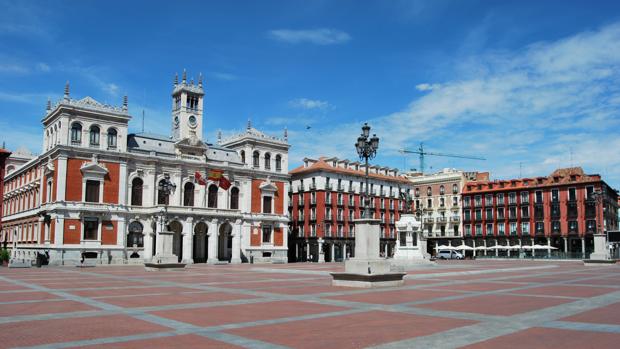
[219,176,232,190]
[207,169,223,181]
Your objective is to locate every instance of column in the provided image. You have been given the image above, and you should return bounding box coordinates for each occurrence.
[182,218,194,264]
[331,243,335,262]
[318,238,325,263]
[547,238,551,258]
[207,219,219,264]
[118,162,127,205]
[563,237,568,254]
[484,239,487,256]
[383,243,388,258]
[55,215,64,246]
[306,240,310,261]
[343,243,347,260]
[231,221,242,264]
[581,237,585,258]
[56,156,67,201]
[473,240,477,257]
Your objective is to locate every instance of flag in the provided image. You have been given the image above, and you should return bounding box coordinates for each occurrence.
[219,176,231,190]
[207,169,223,181]
[194,171,207,186]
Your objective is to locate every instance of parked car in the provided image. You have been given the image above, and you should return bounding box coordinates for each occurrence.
[437,250,464,260]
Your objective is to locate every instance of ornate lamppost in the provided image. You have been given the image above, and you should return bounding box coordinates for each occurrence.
[157,174,176,233]
[355,123,379,219]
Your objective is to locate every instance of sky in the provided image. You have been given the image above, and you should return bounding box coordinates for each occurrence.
[1,0,620,188]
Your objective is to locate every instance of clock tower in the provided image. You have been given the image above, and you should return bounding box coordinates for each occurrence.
[171,70,204,140]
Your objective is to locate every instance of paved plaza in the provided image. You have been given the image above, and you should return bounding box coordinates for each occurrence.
[0,260,619,348]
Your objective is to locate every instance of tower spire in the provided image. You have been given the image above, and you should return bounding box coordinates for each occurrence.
[198,73,203,88]
[174,72,178,86]
[64,81,70,100]
[182,69,187,84]
[217,130,222,144]
[247,118,251,130]
[46,98,52,112]
[122,95,128,110]
[284,126,288,141]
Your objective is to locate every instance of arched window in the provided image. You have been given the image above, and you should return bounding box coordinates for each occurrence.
[264,153,271,170]
[240,150,245,164]
[157,179,169,205]
[207,184,218,208]
[127,221,144,247]
[275,154,282,172]
[427,187,432,196]
[89,126,100,146]
[131,178,143,206]
[183,182,194,207]
[440,185,445,195]
[107,128,117,149]
[253,151,260,168]
[70,123,82,144]
[230,187,239,209]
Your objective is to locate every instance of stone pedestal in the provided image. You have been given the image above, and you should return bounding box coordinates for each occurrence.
[391,214,434,270]
[588,233,610,261]
[145,231,186,271]
[332,218,405,288]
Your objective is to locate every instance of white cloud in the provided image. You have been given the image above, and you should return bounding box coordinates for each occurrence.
[415,83,441,91]
[269,28,351,45]
[211,72,238,81]
[289,98,330,110]
[36,62,51,72]
[102,83,120,97]
[0,63,29,74]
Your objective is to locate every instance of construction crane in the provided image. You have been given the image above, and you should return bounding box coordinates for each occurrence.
[399,142,486,173]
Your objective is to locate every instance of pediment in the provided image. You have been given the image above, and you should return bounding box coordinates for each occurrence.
[80,162,108,176]
[259,179,278,193]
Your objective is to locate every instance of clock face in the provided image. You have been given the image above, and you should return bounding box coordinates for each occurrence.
[188,115,197,127]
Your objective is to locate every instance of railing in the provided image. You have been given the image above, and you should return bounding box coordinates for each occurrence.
[424,217,434,223]
[436,216,448,223]
[450,216,460,222]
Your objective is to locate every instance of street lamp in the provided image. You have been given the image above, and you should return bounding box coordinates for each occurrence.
[355,122,379,218]
[157,174,176,233]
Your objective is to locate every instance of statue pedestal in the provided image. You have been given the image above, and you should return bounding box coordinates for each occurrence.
[332,219,405,288]
[145,231,186,271]
[391,214,435,270]
[585,234,615,265]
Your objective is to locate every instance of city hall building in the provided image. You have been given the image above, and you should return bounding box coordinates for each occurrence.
[1,72,291,265]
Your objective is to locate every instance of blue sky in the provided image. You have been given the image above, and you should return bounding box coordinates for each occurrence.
[1,0,620,188]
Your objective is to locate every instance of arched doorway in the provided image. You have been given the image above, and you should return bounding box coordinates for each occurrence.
[193,222,208,263]
[127,221,143,259]
[218,222,233,262]
[168,220,183,262]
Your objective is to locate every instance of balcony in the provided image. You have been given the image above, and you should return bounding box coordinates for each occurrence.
[436,216,448,224]
[424,217,434,224]
[337,184,345,191]
[450,216,460,222]
[437,205,446,211]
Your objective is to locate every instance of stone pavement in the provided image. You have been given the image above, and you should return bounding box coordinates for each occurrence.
[0,260,618,349]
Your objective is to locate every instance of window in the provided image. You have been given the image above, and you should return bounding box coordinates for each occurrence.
[275,154,282,172]
[475,209,482,220]
[586,186,594,200]
[414,188,420,197]
[521,206,530,218]
[127,221,144,247]
[158,180,170,205]
[535,190,543,203]
[498,223,505,235]
[475,224,482,235]
[85,180,100,203]
[464,210,471,221]
[70,123,82,144]
[568,187,576,201]
[452,184,458,194]
[485,194,493,206]
[485,208,492,220]
[427,198,432,208]
[536,222,544,234]
[520,191,529,203]
[253,151,260,168]
[83,218,98,240]
[131,178,143,206]
[183,182,194,206]
[486,223,493,235]
[521,222,530,234]
[463,197,471,207]
[263,196,272,213]
[509,206,517,219]
[452,196,458,206]
[262,225,272,243]
[551,189,559,202]
[240,150,245,164]
[475,195,482,206]
[552,221,560,232]
[427,187,432,196]
[107,128,117,149]
[89,126,100,146]
[465,224,471,236]
[439,185,445,195]
[508,192,517,204]
[264,153,271,170]
[230,187,239,209]
[510,222,517,235]
[208,184,218,208]
[497,193,504,204]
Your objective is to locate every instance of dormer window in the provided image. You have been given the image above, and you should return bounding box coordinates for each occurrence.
[89,126,100,146]
[70,123,82,145]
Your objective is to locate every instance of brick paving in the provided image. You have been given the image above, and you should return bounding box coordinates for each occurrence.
[0,260,617,348]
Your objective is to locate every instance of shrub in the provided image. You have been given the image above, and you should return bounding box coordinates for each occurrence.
[0,249,10,263]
